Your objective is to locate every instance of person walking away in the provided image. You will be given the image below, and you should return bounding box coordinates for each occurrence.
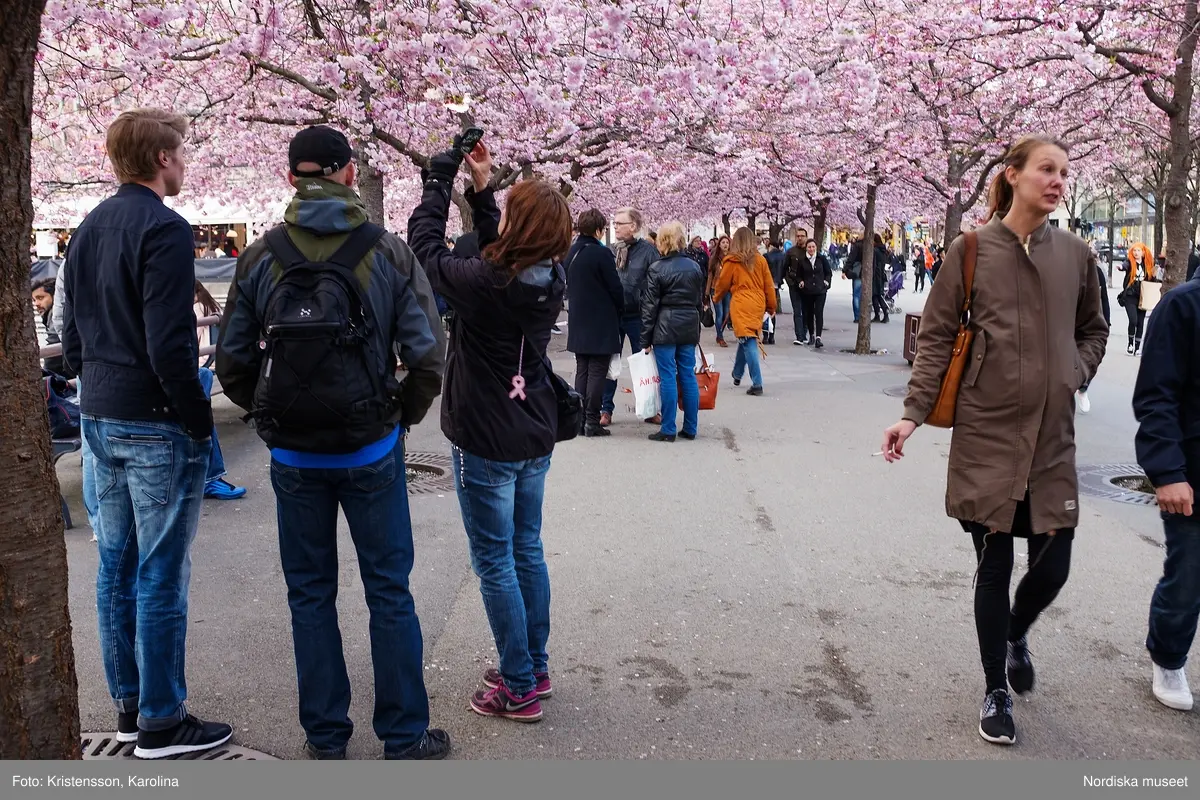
[602,208,658,424]
[881,135,1107,746]
[217,125,450,760]
[764,241,786,344]
[871,234,890,323]
[713,227,777,396]
[61,108,230,758]
[1118,242,1158,356]
[192,282,246,500]
[797,239,833,348]
[641,221,705,442]
[407,141,569,725]
[1075,250,1109,414]
[565,209,623,437]
[1133,282,1200,712]
[784,237,809,344]
[843,237,864,322]
[706,235,733,347]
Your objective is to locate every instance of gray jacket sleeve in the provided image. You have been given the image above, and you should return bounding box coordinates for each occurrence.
[50,263,67,336]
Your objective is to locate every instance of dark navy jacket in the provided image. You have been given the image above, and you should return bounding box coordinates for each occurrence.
[1133,279,1200,489]
[61,184,211,439]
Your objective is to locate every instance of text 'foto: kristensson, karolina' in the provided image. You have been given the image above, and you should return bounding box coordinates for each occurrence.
[13,776,180,788]
[1084,775,1190,788]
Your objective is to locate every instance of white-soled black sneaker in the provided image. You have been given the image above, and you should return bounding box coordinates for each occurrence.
[133,713,233,759]
[116,711,138,743]
[978,689,1016,745]
[1007,636,1035,695]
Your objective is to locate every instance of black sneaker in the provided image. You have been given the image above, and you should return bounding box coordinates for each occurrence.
[746,386,764,396]
[814,337,824,349]
[648,432,676,442]
[385,729,452,760]
[584,425,611,437]
[304,741,347,760]
[678,432,696,440]
[733,378,741,386]
[978,689,1016,745]
[133,713,233,759]
[117,711,138,743]
[1007,636,1035,695]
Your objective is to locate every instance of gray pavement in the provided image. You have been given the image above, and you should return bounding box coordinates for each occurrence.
[59,277,1199,759]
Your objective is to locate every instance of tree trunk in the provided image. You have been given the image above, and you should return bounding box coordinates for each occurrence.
[356,152,386,226]
[452,185,474,234]
[855,183,878,355]
[1160,0,1198,291]
[746,211,758,233]
[721,213,731,236]
[942,193,964,252]
[0,0,81,760]
[1107,192,1117,285]
[812,198,829,251]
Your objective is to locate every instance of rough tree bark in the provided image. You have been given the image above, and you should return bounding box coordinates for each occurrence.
[0,0,82,760]
[855,182,878,355]
[811,197,830,251]
[942,192,965,253]
[356,153,386,226]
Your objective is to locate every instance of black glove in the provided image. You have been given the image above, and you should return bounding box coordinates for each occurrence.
[422,150,462,185]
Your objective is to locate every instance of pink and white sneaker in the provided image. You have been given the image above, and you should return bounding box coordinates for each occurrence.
[469,683,543,723]
[482,668,553,698]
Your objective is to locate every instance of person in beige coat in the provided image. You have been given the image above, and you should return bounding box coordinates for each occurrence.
[881,135,1108,747]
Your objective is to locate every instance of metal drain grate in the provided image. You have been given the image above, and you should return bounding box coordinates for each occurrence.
[882,385,908,398]
[405,451,455,495]
[81,733,276,761]
[1076,464,1158,506]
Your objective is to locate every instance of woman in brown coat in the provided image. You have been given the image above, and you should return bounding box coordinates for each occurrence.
[705,234,732,346]
[712,227,777,395]
[881,136,1108,746]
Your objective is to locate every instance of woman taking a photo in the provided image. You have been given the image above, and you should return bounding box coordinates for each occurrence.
[796,239,833,349]
[1119,242,1158,356]
[640,221,705,442]
[881,135,1108,746]
[712,227,776,396]
[408,142,570,725]
[705,234,732,346]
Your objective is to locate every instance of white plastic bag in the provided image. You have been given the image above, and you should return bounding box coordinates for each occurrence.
[627,350,661,419]
[762,313,774,334]
[606,353,623,381]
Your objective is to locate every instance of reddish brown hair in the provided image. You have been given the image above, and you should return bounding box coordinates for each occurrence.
[483,180,572,273]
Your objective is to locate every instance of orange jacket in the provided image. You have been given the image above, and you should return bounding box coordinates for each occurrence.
[713,253,777,339]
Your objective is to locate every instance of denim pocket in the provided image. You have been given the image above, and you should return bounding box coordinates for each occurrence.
[351,453,396,493]
[107,434,173,509]
[271,463,305,496]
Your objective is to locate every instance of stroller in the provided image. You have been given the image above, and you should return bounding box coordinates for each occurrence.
[884,267,904,315]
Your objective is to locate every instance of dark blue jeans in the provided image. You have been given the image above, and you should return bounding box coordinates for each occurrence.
[602,316,643,416]
[270,438,429,753]
[452,446,552,696]
[1147,512,1200,670]
[713,295,732,342]
[85,415,210,730]
[655,344,699,437]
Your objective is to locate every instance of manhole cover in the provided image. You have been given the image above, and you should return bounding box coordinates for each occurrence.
[405,451,455,495]
[882,385,908,397]
[1076,464,1158,506]
[81,733,276,761]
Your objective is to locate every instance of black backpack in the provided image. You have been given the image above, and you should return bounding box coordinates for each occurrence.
[252,223,398,452]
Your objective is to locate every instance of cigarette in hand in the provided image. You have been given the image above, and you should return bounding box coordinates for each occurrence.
[871,451,886,457]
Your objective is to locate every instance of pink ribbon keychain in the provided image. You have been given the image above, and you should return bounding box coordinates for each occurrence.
[509,336,527,400]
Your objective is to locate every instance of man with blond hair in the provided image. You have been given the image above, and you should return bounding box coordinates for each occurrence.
[62,108,232,759]
[602,206,659,425]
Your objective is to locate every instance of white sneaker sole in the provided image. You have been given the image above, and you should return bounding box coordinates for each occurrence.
[134,731,232,759]
[978,724,1016,745]
[1154,691,1194,711]
[116,731,138,743]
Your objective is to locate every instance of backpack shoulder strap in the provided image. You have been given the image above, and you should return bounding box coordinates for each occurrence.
[264,226,308,270]
[961,231,978,314]
[327,223,385,271]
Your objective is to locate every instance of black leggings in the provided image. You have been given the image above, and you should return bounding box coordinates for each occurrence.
[964,501,1074,693]
[914,268,926,291]
[801,293,826,338]
[1125,302,1146,345]
[872,286,888,318]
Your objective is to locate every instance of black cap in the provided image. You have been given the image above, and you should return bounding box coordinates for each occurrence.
[289,126,354,178]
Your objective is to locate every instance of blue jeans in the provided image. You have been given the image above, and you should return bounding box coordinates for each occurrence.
[655,344,699,437]
[197,368,225,483]
[852,279,862,322]
[732,336,763,388]
[85,415,210,730]
[1147,512,1200,670]
[452,446,552,696]
[713,295,732,341]
[602,316,643,416]
[270,438,428,753]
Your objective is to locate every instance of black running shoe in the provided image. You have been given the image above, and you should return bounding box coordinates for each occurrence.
[746,386,764,396]
[1007,636,1035,695]
[678,432,696,440]
[133,714,233,759]
[117,711,138,743]
[385,729,452,760]
[978,689,1016,745]
[304,741,347,760]
[584,425,611,438]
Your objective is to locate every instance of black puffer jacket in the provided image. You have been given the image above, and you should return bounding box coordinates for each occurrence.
[640,253,705,347]
[616,238,659,318]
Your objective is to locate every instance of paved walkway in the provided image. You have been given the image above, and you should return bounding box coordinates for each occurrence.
[59,278,1199,759]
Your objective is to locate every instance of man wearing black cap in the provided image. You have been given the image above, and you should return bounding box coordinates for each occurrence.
[217,125,450,760]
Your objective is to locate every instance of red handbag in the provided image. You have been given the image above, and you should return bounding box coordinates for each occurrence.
[680,346,719,411]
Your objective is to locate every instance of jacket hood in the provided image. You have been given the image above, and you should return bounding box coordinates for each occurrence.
[284,178,368,234]
[504,258,564,319]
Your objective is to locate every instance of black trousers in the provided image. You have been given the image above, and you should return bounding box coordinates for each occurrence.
[914,268,926,292]
[575,354,609,427]
[963,498,1074,693]
[1125,302,1147,345]
[871,286,888,319]
[801,293,826,338]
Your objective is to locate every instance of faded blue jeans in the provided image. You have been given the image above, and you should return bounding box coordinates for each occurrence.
[1147,511,1200,670]
[452,446,552,696]
[732,336,763,388]
[852,279,863,322]
[713,295,732,342]
[270,437,429,754]
[85,414,210,731]
[654,344,699,437]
